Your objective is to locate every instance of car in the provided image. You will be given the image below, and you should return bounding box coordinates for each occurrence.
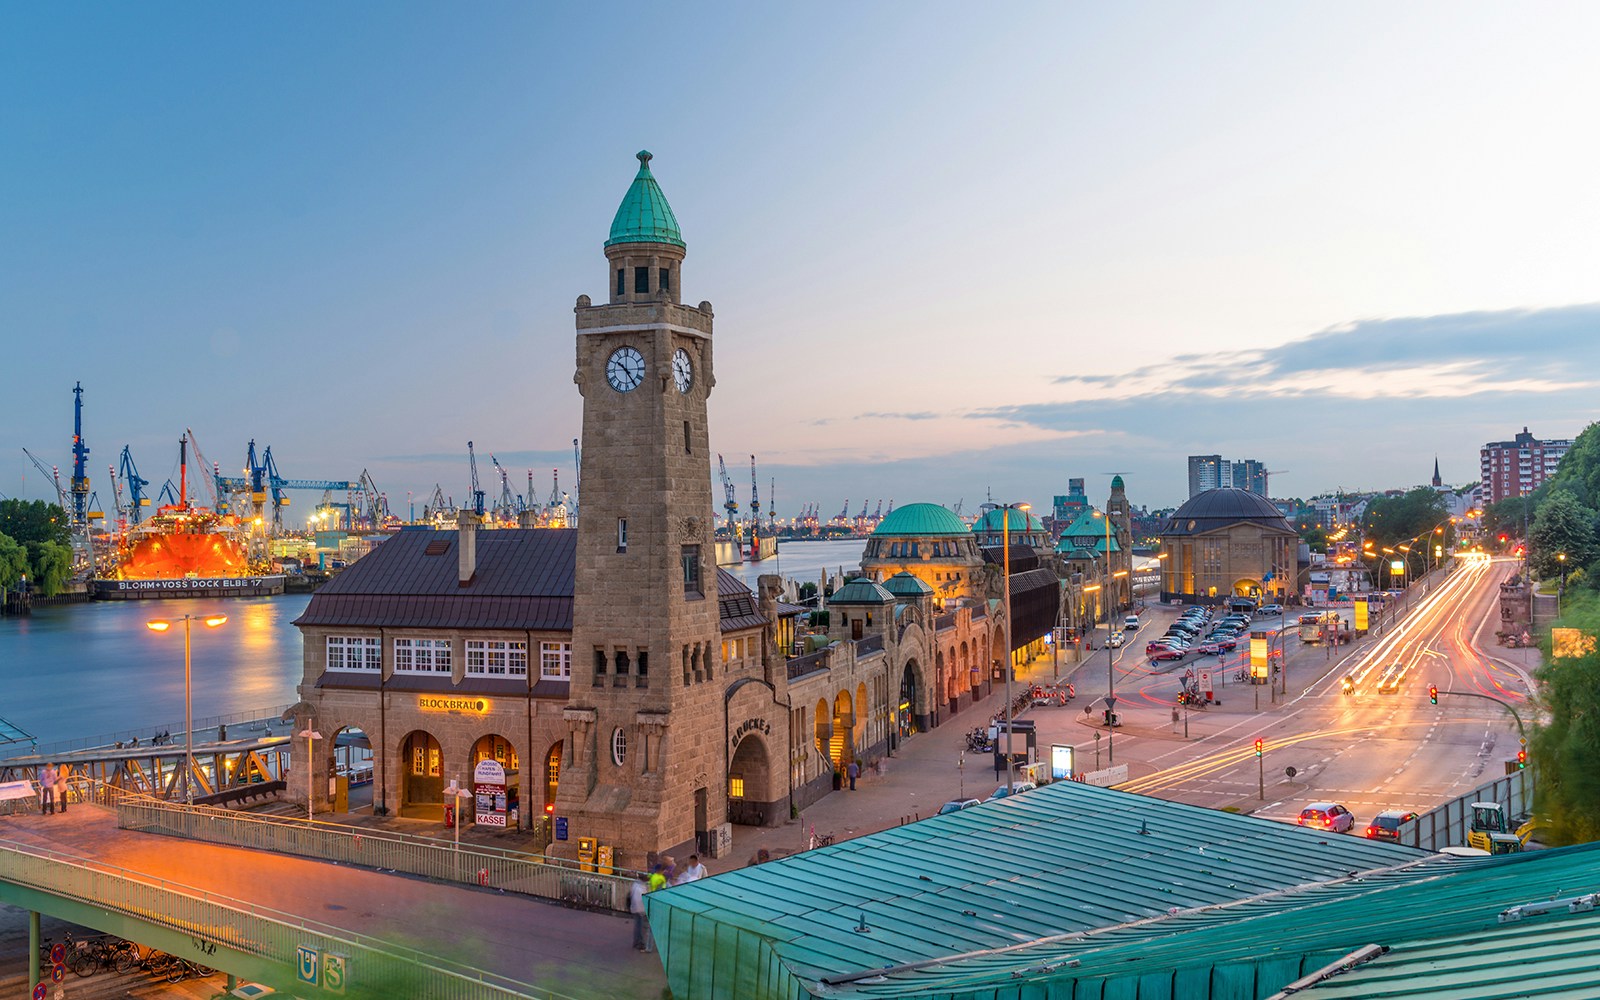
[1298,802,1355,833]
[1198,638,1238,654]
[1377,662,1405,693]
[1147,640,1184,654]
[1156,635,1193,647]
[1168,622,1202,636]
[1298,612,1322,626]
[1259,604,1284,616]
[986,781,1037,801]
[938,798,983,815]
[1179,610,1210,622]
[1123,615,1141,632]
[1150,646,1189,661]
[1106,630,1125,648]
[1364,809,1419,841]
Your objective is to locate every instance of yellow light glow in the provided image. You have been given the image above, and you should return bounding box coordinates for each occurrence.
[146,620,171,632]
[204,616,229,628]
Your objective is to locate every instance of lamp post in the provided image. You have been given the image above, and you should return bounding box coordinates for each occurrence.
[1094,509,1116,762]
[988,501,1031,791]
[1558,552,1567,616]
[444,777,474,879]
[296,727,323,821]
[145,613,228,804]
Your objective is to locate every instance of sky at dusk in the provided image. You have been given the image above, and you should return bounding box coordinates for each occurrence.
[3,4,1598,519]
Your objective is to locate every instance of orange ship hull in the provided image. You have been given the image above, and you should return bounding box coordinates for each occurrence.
[118,529,248,580]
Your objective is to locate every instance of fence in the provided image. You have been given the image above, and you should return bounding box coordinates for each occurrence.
[0,837,569,999]
[115,792,634,912]
[1398,767,1533,852]
[1,703,296,760]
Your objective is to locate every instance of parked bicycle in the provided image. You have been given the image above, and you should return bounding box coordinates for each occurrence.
[67,935,140,977]
[164,956,217,983]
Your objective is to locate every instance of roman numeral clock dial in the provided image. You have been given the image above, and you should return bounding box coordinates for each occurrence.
[605,346,645,392]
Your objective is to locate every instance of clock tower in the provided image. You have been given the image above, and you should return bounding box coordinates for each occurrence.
[559,151,728,863]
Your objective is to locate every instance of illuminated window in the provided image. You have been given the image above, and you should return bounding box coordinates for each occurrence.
[394,638,451,673]
[540,642,572,680]
[466,640,527,677]
[729,775,746,798]
[326,636,379,672]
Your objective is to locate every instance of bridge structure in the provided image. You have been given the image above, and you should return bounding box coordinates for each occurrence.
[0,792,663,998]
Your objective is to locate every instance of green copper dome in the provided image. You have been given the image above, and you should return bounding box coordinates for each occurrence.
[871,503,969,537]
[1111,475,1125,490]
[606,150,685,249]
[883,571,934,597]
[830,577,895,605]
[971,507,1047,534]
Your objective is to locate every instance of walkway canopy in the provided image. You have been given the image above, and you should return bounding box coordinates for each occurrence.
[645,780,1432,999]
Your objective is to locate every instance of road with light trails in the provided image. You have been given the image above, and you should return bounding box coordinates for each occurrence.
[1111,557,1530,829]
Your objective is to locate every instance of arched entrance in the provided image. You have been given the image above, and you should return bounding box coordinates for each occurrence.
[1233,578,1263,599]
[469,734,519,830]
[855,682,869,751]
[727,734,772,826]
[897,662,921,741]
[399,730,443,819]
[832,690,855,766]
[328,725,373,814]
[543,741,562,824]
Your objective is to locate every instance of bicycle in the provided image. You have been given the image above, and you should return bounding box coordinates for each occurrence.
[68,935,140,977]
[165,957,217,983]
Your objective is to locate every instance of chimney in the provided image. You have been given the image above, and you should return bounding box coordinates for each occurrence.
[457,509,479,586]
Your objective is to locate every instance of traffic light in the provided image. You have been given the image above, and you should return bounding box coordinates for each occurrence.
[1428,685,1438,705]
[1254,738,1263,757]
[1517,749,1527,769]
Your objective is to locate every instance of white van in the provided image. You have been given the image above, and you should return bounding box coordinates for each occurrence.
[1123,615,1141,633]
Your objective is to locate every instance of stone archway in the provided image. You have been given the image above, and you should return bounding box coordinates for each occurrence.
[542,740,562,825]
[1233,578,1264,598]
[898,661,923,739]
[855,682,870,752]
[832,690,855,766]
[326,725,373,815]
[727,733,773,826]
[469,734,519,830]
[399,729,443,819]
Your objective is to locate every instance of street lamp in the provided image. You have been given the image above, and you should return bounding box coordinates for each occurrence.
[443,777,475,878]
[1093,508,1117,762]
[296,727,323,821]
[145,614,228,804]
[1558,552,1567,616]
[987,501,1031,791]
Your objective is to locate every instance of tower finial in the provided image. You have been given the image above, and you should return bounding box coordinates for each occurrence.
[636,150,653,170]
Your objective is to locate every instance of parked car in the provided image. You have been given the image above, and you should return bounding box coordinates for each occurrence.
[1364,809,1419,841]
[1198,638,1238,654]
[1147,640,1185,654]
[1260,604,1285,616]
[938,798,983,815]
[986,781,1037,801]
[1298,802,1355,833]
[1106,630,1125,648]
[1150,646,1189,662]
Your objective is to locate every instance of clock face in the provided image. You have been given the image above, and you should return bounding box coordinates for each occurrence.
[672,348,694,394]
[606,346,645,392]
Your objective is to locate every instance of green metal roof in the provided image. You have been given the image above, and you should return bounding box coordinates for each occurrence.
[1054,508,1121,554]
[646,779,1427,1000]
[829,577,894,605]
[605,150,685,249]
[881,571,934,597]
[1112,474,1125,489]
[870,503,969,538]
[970,507,1046,535]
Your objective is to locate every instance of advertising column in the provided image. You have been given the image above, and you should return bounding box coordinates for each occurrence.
[473,758,508,828]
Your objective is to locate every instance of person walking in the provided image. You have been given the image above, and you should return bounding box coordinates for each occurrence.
[677,854,708,885]
[846,760,860,791]
[628,871,654,952]
[39,763,56,816]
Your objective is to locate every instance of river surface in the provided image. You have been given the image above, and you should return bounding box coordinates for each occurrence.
[0,595,310,748]
[0,538,866,750]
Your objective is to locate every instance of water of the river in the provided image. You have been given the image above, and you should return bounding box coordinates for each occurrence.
[0,595,310,748]
[0,538,865,749]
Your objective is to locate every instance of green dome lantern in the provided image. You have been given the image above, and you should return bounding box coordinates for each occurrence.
[606,150,685,249]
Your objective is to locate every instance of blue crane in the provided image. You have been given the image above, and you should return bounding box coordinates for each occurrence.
[214,441,359,531]
[70,382,91,529]
[118,446,150,525]
[468,441,486,517]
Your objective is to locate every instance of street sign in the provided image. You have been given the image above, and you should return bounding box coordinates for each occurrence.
[555,816,569,840]
[297,945,320,985]
[324,952,348,994]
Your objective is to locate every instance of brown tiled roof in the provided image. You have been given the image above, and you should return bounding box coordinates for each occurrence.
[295,529,767,633]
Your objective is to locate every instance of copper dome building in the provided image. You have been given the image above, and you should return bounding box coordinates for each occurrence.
[1158,488,1299,606]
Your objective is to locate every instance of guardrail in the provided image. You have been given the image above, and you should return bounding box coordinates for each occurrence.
[0,836,568,999]
[1400,768,1533,852]
[115,793,634,913]
[1,703,296,760]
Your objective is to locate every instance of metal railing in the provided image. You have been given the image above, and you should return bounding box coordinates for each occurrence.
[1,703,296,760]
[1401,768,1533,852]
[115,793,634,912]
[0,836,569,999]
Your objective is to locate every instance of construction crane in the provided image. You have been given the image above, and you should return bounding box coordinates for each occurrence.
[1261,470,1289,498]
[213,443,358,531]
[426,484,450,520]
[716,454,739,537]
[118,446,150,526]
[23,446,92,575]
[467,441,486,517]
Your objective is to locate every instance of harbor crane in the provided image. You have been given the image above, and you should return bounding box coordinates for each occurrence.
[213,442,360,531]
[834,499,850,525]
[749,455,761,533]
[118,446,150,526]
[467,441,486,517]
[490,454,516,519]
[23,446,93,576]
[69,381,91,532]
[884,499,894,517]
[952,499,964,517]
[871,499,882,522]
[716,454,739,537]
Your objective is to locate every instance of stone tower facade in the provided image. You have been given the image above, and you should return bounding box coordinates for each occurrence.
[1108,475,1133,610]
[558,151,729,864]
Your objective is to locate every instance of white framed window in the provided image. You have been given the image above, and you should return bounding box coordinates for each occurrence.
[465,640,527,678]
[540,641,572,680]
[394,637,452,674]
[326,636,380,672]
[611,727,628,766]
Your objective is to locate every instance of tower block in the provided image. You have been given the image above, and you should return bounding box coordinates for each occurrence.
[558,151,728,863]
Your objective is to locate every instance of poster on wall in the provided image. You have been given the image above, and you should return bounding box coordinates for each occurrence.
[473,758,508,827]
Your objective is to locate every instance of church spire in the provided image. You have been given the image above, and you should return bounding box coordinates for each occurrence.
[1432,456,1442,488]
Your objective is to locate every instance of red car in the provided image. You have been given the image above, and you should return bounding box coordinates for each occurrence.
[1150,646,1188,662]
[1198,638,1238,654]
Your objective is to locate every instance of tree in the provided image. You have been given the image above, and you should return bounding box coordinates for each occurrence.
[25,540,73,597]
[1532,645,1600,845]
[1528,489,1598,579]
[1361,488,1452,551]
[1544,420,1600,509]
[0,498,72,548]
[0,532,28,591]
[1483,495,1535,541]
